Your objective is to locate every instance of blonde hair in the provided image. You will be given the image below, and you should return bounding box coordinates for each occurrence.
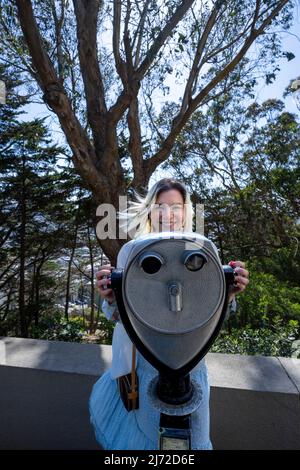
[118,178,194,239]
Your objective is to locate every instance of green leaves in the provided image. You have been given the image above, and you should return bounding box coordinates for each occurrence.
[30,313,86,342]
[162,94,299,350]
[282,51,295,62]
[212,318,299,358]
[265,72,276,85]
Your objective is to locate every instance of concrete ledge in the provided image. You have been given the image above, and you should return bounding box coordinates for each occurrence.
[206,354,300,449]
[0,337,299,450]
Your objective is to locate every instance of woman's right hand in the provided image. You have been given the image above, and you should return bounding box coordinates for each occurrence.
[96,264,116,304]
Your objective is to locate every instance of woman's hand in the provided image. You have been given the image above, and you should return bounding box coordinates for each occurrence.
[228,260,249,302]
[96,264,116,304]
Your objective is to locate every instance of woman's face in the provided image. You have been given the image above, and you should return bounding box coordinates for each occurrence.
[149,189,185,232]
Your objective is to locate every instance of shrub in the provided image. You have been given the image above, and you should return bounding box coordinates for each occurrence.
[96,314,115,345]
[234,262,300,329]
[30,312,86,342]
[211,317,299,357]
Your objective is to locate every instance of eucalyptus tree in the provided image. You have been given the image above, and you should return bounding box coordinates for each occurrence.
[0,0,293,262]
[161,96,299,267]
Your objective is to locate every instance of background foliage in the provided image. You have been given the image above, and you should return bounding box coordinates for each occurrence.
[0,1,299,357]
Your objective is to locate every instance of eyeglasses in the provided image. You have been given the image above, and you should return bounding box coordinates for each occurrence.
[150,203,184,216]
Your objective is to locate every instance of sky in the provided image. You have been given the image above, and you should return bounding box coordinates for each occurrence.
[254,16,300,114]
[18,8,300,188]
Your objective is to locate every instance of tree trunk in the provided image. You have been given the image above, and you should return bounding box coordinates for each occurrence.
[87,224,96,334]
[64,203,81,320]
[33,258,44,327]
[27,251,40,328]
[19,153,27,337]
[14,0,290,265]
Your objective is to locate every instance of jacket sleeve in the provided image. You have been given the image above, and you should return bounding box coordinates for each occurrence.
[101,241,134,321]
[225,297,237,320]
[101,298,118,321]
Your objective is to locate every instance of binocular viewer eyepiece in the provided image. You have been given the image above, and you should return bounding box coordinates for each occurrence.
[138,250,208,276]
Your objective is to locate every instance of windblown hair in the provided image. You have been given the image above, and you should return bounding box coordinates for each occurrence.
[118,178,194,239]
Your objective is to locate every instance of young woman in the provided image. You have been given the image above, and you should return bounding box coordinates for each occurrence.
[89,178,249,450]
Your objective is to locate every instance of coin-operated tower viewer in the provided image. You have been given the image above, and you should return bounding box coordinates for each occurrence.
[111,231,235,450]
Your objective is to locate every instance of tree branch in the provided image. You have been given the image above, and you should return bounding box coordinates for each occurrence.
[0,255,20,282]
[127,97,144,188]
[0,14,38,79]
[202,1,265,64]
[73,0,108,155]
[109,0,195,128]
[136,0,195,79]
[132,0,150,68]
[50,0,65,83]
[15,0,106,195]
[180,1,221,115]
[113,0,127,80]
[72,259,92,280]
[144,0,289,179]
[124,0,134,75]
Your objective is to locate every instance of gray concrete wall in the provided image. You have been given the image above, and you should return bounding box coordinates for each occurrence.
[0,337,299,450]
[206,354,300,449]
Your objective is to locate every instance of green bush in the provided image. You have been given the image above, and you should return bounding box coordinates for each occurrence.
[30,312,86,343]
[234,261,300,329]
[211,317,299,357]
[96,314,115,345]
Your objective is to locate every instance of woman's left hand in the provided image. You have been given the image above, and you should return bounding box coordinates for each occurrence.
[228,260,249,302]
